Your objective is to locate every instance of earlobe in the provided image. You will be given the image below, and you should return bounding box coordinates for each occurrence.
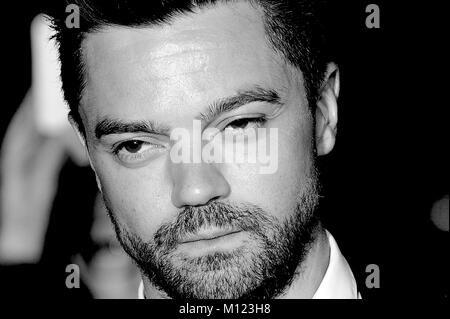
[315,63,339,156]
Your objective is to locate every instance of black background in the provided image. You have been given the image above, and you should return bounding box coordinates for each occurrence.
[0,0,447,300]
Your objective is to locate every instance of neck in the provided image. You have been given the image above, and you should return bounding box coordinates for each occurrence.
[142,226,330,299]
[276,226,330,298]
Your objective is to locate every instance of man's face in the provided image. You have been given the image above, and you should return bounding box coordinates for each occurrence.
[79,2,321,298]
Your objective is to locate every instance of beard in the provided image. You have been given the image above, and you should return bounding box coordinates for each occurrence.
[105,166,321,299]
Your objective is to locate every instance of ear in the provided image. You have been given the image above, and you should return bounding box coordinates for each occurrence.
[68,113,87,149]
[315,63,339,156]
[68,114,103,192]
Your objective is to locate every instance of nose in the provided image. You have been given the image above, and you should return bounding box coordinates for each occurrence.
[170,162,231,208]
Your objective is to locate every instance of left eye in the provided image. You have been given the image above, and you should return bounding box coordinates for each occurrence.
[225,117,266,130]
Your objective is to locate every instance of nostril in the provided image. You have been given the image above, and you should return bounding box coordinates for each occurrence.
[200,196,223,207]
[171,184,230,208]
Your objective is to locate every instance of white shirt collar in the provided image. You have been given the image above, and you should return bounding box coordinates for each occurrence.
[138,230,360,299]
[312,230,360,299]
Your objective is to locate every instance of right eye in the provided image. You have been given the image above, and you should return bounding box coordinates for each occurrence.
[113,140,164,165]
[121,140,145,153]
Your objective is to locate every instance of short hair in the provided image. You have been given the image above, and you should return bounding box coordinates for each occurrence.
[46,0,332,136]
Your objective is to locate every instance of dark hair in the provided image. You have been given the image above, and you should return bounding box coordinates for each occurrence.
[46,0,332,135]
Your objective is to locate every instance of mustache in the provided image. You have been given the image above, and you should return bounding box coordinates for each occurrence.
[153,201,276,252]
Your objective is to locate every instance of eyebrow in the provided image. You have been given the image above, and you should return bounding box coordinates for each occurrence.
[94,86,282,139]
[199,86,282,123]
[95,118,171,139]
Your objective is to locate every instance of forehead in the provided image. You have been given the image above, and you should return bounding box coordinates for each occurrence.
[81,1,295,129]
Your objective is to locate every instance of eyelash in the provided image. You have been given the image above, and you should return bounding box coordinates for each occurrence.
[223,116,267,130]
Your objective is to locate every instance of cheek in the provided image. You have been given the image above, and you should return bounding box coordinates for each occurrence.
[91,154,174,242]
[228,149,312,220]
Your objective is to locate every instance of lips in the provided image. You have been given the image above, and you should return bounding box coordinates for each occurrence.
[180,228,242,244]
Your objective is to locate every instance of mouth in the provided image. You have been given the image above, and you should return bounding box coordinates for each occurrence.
[176,228,247,256]
[180,228,242,244]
